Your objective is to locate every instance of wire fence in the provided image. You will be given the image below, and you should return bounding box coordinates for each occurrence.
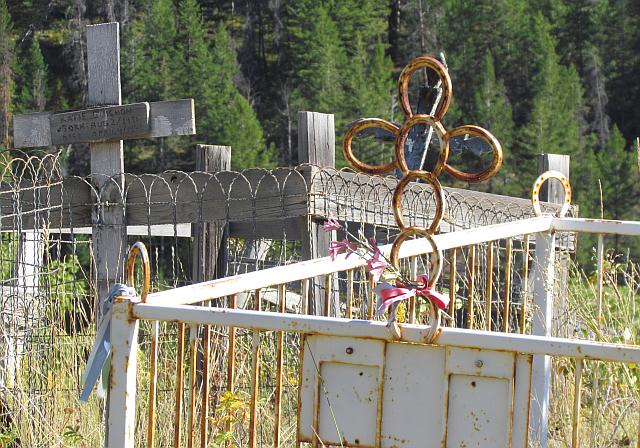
[0,148,575,446]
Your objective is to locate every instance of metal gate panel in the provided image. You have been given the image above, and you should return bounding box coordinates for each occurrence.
[381,342,446,447]
[318,362,381,446]
[300,336,532,447]
[298,335,386,445]
[444,348,515,448]
[446,375,512,447]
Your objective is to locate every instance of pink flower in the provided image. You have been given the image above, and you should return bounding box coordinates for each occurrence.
[366,251,388,282]
[322,218,342,232]
[329,239,358,260]
[368,237,380,253]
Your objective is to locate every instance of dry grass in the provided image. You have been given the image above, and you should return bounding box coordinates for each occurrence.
[547,254,640,447]
[2,252,640,447]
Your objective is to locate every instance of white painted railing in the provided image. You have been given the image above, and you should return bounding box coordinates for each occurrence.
[102,215,640,447]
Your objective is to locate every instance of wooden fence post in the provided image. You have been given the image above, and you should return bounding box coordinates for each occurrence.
[191,145,231,404]
[538,153,572,337]
[297,111,336,315]
[297,111,336,168]
[192,145,231,283]
[537,154,570,204]
[530,153,570,447]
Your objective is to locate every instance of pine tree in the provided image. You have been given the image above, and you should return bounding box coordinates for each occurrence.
[345,39,393,119]
[394,0,445,61]
[0,0,14,147]
[514,14,586,194]
[336,0,393,120]
[14,36,48,113]
[205,24,269,169]
[288,2,346,118]
[599,0,640,143]
[123,0,180,172]
[572,140,600,218]
[233,1,288,163]
[598,126,638,220]
[472,51,515,194]
[596,126,640,254]
[554,0,600,69]
[327,0,389,54]
[437,0,528,122]
[125,0,178,102]
[552,2,611,151]
[169,0,213,169]
[342,38,394,168]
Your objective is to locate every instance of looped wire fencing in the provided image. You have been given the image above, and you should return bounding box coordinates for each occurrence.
[0,149,574,446]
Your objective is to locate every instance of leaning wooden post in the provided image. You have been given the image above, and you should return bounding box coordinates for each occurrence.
[192,145,231,283]
[297,111,336,315]
[530,153,569,447]
[87,23,127,303]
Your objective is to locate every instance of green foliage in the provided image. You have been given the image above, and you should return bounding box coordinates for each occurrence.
[123,0,270,171]
[123,0,181,171]
[203,24,269,170]
[328,0,389,52]
[62,425,84,446]
[346,39,394,120]
[597,127,639,220]
[0,0,14,146]
[14,36,47,113]
[599,0,640,142]
[513,15,585,194]
[209,390,250,447]
[0,233,17,282]
[472,51,515,193]
[286,1,347,117]
[284,0,393,166]
[1,0,640,257]
[0,427,18,448]
[42,254,88,314]
[126,0,178,102]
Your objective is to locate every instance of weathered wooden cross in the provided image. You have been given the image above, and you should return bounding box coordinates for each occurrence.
[12,22,196,299]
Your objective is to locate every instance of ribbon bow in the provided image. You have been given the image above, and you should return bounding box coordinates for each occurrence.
[375,274,449,316]
[80,283,136,402]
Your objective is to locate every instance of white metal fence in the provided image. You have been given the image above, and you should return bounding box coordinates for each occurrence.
[100,215,640,447]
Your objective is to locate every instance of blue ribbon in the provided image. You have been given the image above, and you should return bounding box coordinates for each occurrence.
[80,283,136,402]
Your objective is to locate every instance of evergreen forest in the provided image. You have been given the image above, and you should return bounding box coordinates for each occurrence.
[1,0,640,255]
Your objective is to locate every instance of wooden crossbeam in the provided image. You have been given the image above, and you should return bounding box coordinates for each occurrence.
[13,100,195,148]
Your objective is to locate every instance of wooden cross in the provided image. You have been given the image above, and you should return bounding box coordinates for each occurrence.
[12,22,196,300]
